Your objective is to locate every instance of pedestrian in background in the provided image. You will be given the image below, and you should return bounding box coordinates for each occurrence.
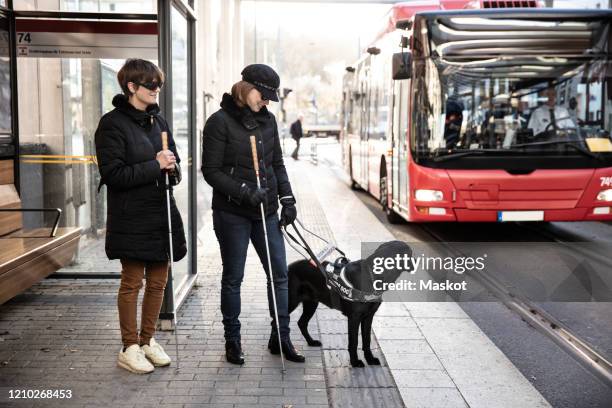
[290,113,304,160]
[95,59,187,374]
[201,64,305,365]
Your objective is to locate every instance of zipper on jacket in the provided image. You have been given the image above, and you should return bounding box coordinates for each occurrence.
[227,167,235,202]
[255,129,270,215]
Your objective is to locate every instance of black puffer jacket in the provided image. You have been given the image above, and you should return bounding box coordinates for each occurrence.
[201,93,293,219]
[94,94,187,262]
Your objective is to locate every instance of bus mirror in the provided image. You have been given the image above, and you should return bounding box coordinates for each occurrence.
[392,52,412,80]
[367,47,381,55]
[396,20,413,31]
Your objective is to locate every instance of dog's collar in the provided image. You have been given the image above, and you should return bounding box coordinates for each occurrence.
[324,261,383,303]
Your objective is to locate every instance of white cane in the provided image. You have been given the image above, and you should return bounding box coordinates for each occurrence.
[249,135,286,372]
[161,131,181,372]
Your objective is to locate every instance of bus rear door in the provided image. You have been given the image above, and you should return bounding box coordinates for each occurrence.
[392,79,410,214]
[359,57,372,188]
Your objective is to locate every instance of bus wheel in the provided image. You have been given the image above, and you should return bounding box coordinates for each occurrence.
[380,175,403,224]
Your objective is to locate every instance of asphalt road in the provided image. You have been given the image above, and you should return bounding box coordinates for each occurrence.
[311,140,612,408]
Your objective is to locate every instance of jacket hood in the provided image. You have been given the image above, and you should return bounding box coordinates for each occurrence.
[220,93,271,131]
[112,94,161,130]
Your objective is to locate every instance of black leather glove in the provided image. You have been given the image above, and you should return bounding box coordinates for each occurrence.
[280,204,297,227]
[241,185,267,207]
[169,162,182,186]
[279,195,297,226]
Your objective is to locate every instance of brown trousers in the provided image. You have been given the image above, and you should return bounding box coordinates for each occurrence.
[118,259,169,347]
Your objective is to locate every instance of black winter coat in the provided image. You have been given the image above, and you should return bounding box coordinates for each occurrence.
[201,93,294,219]
[290,120,302,140]
[94,94,187,262]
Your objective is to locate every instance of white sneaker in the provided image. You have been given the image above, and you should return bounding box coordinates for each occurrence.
[142,338,171,367]
[117,344,154,374]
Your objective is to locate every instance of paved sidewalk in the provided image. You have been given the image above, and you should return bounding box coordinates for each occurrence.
[297,152,551,408]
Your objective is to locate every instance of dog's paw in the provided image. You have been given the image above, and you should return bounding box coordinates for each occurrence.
[307,339,322,347]
[365,356,380,365]
[350,359,365,368]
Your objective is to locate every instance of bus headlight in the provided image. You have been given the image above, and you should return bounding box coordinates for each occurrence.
[597,189,612,202]
[415,189,443,201]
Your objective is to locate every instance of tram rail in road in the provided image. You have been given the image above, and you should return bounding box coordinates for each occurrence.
[516,222,612,269]
[419,224,612,388]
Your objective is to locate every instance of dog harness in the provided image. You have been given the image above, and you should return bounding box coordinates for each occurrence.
[323,258,383,302]
[282,219,382,303]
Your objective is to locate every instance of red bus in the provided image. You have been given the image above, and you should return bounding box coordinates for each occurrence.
[340,1,612,223]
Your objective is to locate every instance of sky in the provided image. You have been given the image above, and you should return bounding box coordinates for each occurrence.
[242,1,391,67]
[242,1,391,125]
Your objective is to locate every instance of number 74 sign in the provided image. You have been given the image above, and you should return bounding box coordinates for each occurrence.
[15,19,157,59]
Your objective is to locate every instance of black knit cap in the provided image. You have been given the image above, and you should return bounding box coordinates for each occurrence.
[241,64,280,102]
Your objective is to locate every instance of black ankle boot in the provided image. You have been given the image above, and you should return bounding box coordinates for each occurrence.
[268,331,305,363]
[268,326,279,351]
[225,340,244,365]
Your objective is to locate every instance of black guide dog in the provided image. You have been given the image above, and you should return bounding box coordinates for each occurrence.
[287,240,412,367]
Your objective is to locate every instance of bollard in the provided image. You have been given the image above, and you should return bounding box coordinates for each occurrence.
[310,140,318,165]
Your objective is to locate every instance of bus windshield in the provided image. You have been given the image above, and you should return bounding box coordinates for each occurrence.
[411,13,612,168]
[413,57,612,163]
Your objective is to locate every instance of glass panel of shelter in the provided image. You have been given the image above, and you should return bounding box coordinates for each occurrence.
[0,11,11,144]
[6,1,196,319]
[170,4,190,290]
[16,56,163,275]
[12,8,167,279]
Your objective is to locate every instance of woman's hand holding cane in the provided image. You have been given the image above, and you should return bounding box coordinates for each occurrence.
[156,149,176,170]
[243,187,267,207]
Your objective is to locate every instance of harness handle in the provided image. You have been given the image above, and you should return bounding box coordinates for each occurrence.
[282,219,333,280]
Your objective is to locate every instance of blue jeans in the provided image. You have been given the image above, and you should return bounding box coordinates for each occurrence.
[212,209,290,342]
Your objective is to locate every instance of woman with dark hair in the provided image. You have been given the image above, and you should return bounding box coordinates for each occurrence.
[201,64,304,365]
[95,58,187,374]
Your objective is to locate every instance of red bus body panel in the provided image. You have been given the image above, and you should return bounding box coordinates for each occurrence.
[406,162,612,222]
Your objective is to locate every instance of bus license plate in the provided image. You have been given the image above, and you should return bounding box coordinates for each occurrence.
[497,211,544,222]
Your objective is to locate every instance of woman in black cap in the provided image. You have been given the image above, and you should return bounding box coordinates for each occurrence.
[201,64,304,365]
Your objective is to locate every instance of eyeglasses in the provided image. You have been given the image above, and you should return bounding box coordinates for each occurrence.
[135,81,163,91]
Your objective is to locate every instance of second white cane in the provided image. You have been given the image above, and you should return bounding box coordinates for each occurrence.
[161,131,181,372]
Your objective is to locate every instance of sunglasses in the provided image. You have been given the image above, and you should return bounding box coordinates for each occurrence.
[135,81,163,91]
